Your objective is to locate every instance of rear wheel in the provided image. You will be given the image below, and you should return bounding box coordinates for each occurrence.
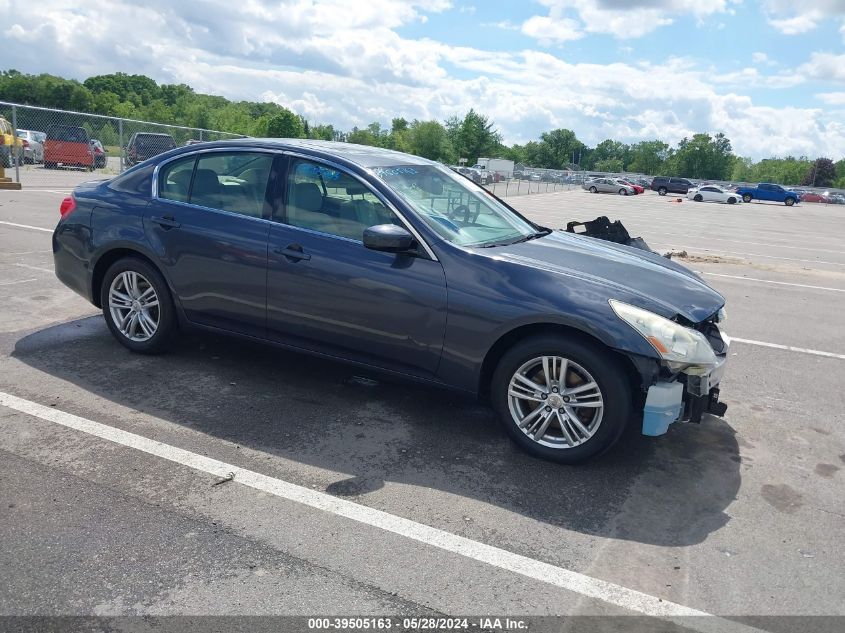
[589,186,598,193]
[785,197,795,207]
[492,336,632,464]
[100,258,176,354]
[742,194,752,203]
[619,189,628,196]
[658,187,667,195]
[694,194,703,202]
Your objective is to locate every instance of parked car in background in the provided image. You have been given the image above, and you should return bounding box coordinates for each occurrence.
[735,183,800,206]
[687,185,741,205]
[800,192,829,203]
[0,116,24,167]
[125,132,177,166]
[583,178,635,195]
[52,139,729,463]
[16,129,45,164]
[618,179,644,194]
[650,176,694,195]
[44,124,93,170]
[828,193,845,205]
[184,139,205,146]
[90,139,107,169]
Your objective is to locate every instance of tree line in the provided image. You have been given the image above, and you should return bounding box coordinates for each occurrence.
[2,70,843,187]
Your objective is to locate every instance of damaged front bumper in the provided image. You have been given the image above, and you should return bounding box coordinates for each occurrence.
[641,331,730,436]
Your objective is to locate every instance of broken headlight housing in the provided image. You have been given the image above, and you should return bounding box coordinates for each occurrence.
[610,300,718,372]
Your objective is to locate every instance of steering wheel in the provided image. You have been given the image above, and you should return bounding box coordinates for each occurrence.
[449,204,479,224]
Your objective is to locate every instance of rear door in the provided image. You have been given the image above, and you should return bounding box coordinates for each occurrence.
[265,156,447,376]
[144,149,279,337]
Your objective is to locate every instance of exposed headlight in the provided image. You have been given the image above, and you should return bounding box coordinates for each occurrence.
[610,300,718,371]
[717,306,727,323]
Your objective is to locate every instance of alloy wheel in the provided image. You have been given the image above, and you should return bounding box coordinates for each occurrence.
[108,271,160,342]
[507,356,604,449]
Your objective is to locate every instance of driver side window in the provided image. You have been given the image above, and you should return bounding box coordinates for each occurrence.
[282,159,399,241]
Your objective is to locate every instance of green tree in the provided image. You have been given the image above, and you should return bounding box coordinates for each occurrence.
[405,120,454,162]
[448,109,501,165]
[670,133,734,179]
[627,140,669,174]
[263,110,305,138]
[536,128,585,169]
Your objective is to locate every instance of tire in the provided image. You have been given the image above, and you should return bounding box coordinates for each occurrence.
[785,197,795,207]
[658,187,667,196]
[742,194,752,203]
[491,335,632,464]
[100,257,176,354]
[693,194,703,202]
[727,197,736,205]
[619,189,628,196]
[589,186,597,193]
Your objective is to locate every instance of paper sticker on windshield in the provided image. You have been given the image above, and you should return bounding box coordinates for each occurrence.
[374,167,419,177]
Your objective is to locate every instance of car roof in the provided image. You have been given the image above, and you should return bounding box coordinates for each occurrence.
[163,138,439,169]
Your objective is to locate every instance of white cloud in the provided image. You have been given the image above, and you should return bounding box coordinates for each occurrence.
[1,0,843,160]
[762,0,845,34]
[752,52,769,63]
[799,52,845,83]
[520,15,583,43]
[816,92,845,105]
[521,0,736,40]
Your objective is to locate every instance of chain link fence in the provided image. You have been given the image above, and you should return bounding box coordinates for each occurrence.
[0,101,245,189]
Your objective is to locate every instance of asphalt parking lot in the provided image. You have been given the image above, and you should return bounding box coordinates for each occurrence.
[1,184,843,632]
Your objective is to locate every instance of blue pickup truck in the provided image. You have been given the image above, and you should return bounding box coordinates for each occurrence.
[734,183,800,206]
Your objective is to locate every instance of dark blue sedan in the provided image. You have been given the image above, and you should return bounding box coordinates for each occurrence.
[53,139,730,463]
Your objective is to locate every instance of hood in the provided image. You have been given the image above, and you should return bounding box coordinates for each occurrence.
[480,231,725,323]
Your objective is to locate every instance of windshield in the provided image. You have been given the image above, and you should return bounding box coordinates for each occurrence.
[372,164,539,247]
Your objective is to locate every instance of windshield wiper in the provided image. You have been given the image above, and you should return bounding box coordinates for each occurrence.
[478,229,550,248]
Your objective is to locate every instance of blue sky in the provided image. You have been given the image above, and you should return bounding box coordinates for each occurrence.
[3,0,845,158]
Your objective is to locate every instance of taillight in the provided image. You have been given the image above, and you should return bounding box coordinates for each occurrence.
[59,196,76,218]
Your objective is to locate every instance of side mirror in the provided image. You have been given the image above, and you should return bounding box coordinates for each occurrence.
[363,224,416,253]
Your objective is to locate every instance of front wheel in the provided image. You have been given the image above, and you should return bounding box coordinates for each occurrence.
[693,194,703,202]
[658,187,667,196]
[492,336,632,464]
[619,189,628,196]
[727,197,737,204]
[742,194,752,203]
[589,186,597,193]
[100,258,176,354]
[785,197,795,206]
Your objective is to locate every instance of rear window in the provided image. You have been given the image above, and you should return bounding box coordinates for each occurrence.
[108,164,155,196]
[134,134,176,149]
[47,125,89,143]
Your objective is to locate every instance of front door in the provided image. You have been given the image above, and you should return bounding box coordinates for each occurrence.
[144,150,278,337]
[266,157,447,377]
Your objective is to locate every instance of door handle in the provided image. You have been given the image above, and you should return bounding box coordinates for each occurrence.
[274,244,311,262]
[151,215,181,229]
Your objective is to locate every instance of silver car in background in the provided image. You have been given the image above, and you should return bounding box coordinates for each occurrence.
[16,129,45,164]
[583,177,635,195]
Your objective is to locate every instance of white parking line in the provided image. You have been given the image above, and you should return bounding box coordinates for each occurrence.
[0,220,53,233]
[644,231,845,255]
[701,272,845,293]
[732,338,845,360]
[650,243,845,267]
[0,390,763,633]
[14,262,54,274]
[0,277,37,286]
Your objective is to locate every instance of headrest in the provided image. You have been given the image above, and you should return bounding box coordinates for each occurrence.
[293,182,323,212]
[193,169,221,193]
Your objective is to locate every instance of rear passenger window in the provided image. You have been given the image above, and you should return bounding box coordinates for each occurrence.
[159,156,195,202]
[283,159,398,241]
[190,152,274,218]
